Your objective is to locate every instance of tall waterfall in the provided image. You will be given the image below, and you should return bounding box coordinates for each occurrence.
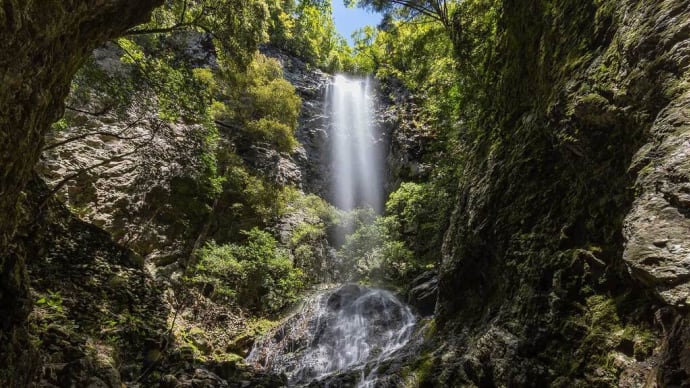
[328,75,383,212]
[246,76,415,387]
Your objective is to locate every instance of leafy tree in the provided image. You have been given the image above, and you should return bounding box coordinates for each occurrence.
[385,181,449,264]
[336,214,415,282]
[49,0,306,250]
[128,0,271,67]
[348,0,452,28]
[351,25,385,73]
[268,0,355,71]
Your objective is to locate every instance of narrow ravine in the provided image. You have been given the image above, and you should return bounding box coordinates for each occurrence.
[247,74,417,386]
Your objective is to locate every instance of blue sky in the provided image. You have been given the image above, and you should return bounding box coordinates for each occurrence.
[331,0,382,45]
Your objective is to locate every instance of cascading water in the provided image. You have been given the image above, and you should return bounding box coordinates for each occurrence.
[328,75,384,213]
[247,285,416,386]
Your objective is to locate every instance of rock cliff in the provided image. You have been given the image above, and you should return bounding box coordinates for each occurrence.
[0,1,162,384]
[429,0,690,385]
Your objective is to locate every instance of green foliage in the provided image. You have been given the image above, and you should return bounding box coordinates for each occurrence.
[60,1,309,248]
[385,182,449,263]
[342,1,501,283]
[280,192,339,281]
[213,53,301,152]
[191,228,304,314]
[135,0,271,68]
[268,0,355,72]
[205,152,295,243]
[286,192,339,223]
[349,0,453,27]
[337,214,415,282]
[334,182,450,283]
[386,182,425,225]
[350,26,383,73]
[289,222,328,280]
[35,290,64,315]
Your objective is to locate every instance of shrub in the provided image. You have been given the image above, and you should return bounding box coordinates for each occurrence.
[385,181,449,265]
[191,228,304,314]
[336,215,415,282]
[245,118,298,152]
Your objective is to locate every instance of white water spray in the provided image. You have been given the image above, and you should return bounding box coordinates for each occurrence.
[328,75,383,212]
[247,285,416,386]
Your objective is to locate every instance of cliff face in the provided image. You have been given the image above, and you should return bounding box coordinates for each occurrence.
[38,44,332,268]
[432,0,690,385]
[39,38,226,262]
[0,1,162,383]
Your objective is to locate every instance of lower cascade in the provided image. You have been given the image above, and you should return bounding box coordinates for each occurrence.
[247,284,416,386]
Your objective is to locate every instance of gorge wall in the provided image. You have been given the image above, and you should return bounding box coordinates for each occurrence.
[0,1,162,384]
[427,0,690,386]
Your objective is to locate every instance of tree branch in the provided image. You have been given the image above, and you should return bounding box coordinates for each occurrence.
[65,104,113,116]
[179,0,188,25]
[388,0,443,23]
[43,118,145,151]
[125,22,194,36]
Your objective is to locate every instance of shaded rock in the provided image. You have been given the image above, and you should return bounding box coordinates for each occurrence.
[159,374,179,388]
[431,0,690,386]
[326,283,364,310]
[407,271,438,316]
[656,309,690,386]
[624,92,690,307]
[241,145,303,187]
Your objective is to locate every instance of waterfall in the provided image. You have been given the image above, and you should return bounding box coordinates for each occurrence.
[247,285,416,386]
[246,75,414,387]
[328,75,384,213]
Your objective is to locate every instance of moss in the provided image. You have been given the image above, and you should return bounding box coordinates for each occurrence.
[557,293,658,379]
[212,352,243,364]
[423,318,437,340]
[401,353,435,388]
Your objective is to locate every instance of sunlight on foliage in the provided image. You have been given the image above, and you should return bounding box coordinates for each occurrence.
[191,229,305,314]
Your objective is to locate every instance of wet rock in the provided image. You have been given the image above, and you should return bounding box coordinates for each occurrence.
[248,285,416,385]
[326,283,364,310]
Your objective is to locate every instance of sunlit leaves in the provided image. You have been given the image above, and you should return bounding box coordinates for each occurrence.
[132,0,271,68]
[213,53,301,152]
[268,0,354,72]
[348,0,452,27]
